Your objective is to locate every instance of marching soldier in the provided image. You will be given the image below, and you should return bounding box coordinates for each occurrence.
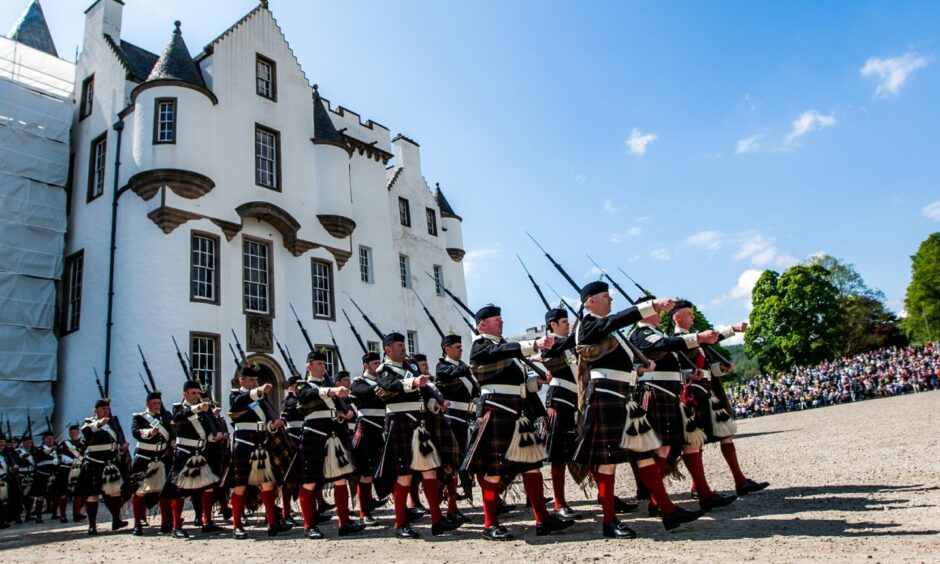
[14,432,36,522]
[77,399,129,535]
[375,333,462,539]
[574,283,702,537]
[464,305,572,541]
[130,392,176,536]
[165,381,224,537]
[350,352,386,525]
[434,334,479,524]
[200,389,231,523]
[59,424,86,522]
[291,351,363,539]
[280,375,303,527]
[32,431,70,524]
[671,302,769,497]
[225,362,290,539]
[0,432,18,529]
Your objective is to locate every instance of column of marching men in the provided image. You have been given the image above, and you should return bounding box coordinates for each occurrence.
[0,283,771,539]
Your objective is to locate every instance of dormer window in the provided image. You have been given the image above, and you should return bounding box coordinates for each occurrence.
[256,54,276,101]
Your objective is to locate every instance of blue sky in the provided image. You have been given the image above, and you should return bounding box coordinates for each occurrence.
[6,0,939,335]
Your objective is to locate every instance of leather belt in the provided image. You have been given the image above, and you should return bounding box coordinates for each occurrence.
[481,384,522,396]
[447,401,473,412]
[386,402,423,413]
[590,369,637,384]
[638,371,683,383]
[177,437,205,449]
[233,422,267,431]
[357,408,385,418]
[550,378,579,393]
[303,411,333,421]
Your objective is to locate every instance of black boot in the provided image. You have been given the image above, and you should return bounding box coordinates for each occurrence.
[304,526,324,539]
[662,507,704,531]
[603,520,638,539]
[699,492,737,512]
[736,479,770,496]
[172,528,189,539]
[536,514,574,536]
[394,524,420,539]
[554,505,583,520]
[233,526,248,540]
[131,524,144,536]
[482,525,514,541]
[431,516,461,536]
[338,522,366,537]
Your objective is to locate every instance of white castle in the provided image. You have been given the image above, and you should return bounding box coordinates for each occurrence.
[50,0,470,428]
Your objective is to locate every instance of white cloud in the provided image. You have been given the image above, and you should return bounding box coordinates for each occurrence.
[733,232,798,268]
[628,225,642,237]
[609,226,642,244]
[735,134,763,155]
[462,244,501,278]
[627,127,658,156]
[923,200,940,221]
[708,268,765,312]
[650,248,671,261]
[628,254,641,263]
[603,199,619,213]
[584,266,603,280]
[684,230,723,252]
[861,52,931,97]
[722,333,745,346]
[786,110,836,144]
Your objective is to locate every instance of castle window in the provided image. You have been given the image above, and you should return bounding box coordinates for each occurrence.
[190,332,220,403]
[154,98,177,144]
[256,54,277,101]
[407,331,419,356]
[314,344,338,377]
[243,237,272,314]
[399,254,411,289]
[79,75,94,120]
[255,124,280,190]
[62,250,84,333]
[191,232,219,304]
[367,341,380,354]
[359,245,373,284]
[311,259,334,320]
[426,208,438,236]
[433,264,444,297]
[398,197,411,227]
[86,132,106,202]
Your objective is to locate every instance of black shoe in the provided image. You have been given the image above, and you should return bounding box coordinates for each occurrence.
[159,524,172,535]
[233,527,248,540]
[482,525,514,541]
[690,488,698,499]
[613,496,638,513]
[394,525,420,539]
[603,520,638,539]
[315,512,333,524]
[411,503,428,516]
[699,492,737,512]
[277,518,294,530]
[338,522,366,537]
[305,526,324,539]
[201,522,223,533]
[647,502,660,517]
[172,529,189,539]
[131,524,144,536]
[662,507,705,531]
[536,514,574,536]
[736,479,770,496]
[447,510,471,524]
[496,500,516,516]
[35,516,43,524]
[373,497,389,509]
[73,514,87,522]
[554,505,583,520]
[405,507,426,523]
[87,526,97,536]
[360,513,378,526]
[283,516,299,528]
[266,521,292,536]
[431,517,461,536]
[60,516,69,524]
[111,519,128,531]
[319,501,336,512]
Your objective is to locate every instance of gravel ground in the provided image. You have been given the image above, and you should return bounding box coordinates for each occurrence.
[2,391,938,563]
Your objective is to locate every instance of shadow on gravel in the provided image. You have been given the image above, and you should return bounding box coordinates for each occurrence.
[733,429,798,439]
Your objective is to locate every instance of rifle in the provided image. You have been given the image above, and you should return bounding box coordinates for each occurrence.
[342,309,368,354]
[617,267,653,297]
[346,295,385,340]
[452,305,477,335]
[545,282,582,321]
[425,271,474,318]
[93,367,106,399]
[517,254,550,310]
[138,372,152,394]
[25,408,33,439]
[44,413,54,437]
[4,418,12,441]
[586,255,636,304]
[289,303,316,353]
[228,342,241,367]
[230,329,249,364]
[274,334,301,378]
[171,336,194,382]
[326,323,347,372]
[412,288,444,338]
[137,345,159,392]
[526,232,651,368]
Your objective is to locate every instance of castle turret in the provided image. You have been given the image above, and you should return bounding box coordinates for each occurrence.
[312,85,355,239]
[435,183,464,262]
[8,0,57,57]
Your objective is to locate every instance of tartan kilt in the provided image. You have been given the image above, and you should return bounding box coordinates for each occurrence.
[222,429,289,488]
[204,440,229,478]
[75,457,112,498]
[352,419,385,476]
[285,419,333,485]
[710,376,735,420]
[461,394,543,477]
[426,411,461,475]
[638,380,685,447]
[573,379,634,466]
[376,412,420,478]
[30,469,52,497]
[546,386,580,464]
[683,382,718,442]
[443,409,473,454]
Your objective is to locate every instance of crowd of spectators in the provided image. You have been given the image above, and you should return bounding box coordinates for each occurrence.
[728,343,939,418]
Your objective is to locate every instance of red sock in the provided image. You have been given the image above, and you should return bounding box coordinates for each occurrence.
[358,481,373,517]
[630,459,649,498]
[201,489,214,525]
[86,500,98,527]
[656,456,669,473]
[410,480,421,508]
[132,494,146,525]
[422,478,442,525]
[596,472,616,524]
[682,451,713,499]
[720,442,747,486]
[334,483,350,526]
[522,472,549,524]
[261,489,278,527]
[480,479,500,528]
[172,498,184,529]
[73,498,84,519]
[298,488,315,529]
[282,488,293,519]
[393,482,410,528]
[159,497,172,528]
[638,463,676,515]
[446,478,459,514]
[551,464,567,509]
[231,493,245,529]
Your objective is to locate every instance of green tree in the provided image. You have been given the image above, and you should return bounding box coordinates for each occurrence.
[903,233,940,343]
[745,265,844,371]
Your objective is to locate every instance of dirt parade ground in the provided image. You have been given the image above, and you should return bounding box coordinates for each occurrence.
[2,391,938,563]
